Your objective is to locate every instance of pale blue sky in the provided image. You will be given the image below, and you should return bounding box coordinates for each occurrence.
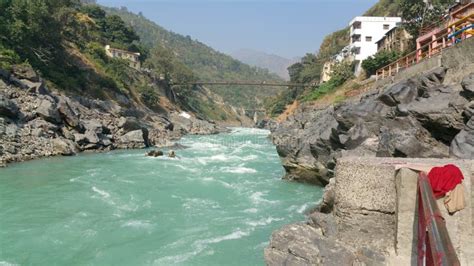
[97,0,379,58]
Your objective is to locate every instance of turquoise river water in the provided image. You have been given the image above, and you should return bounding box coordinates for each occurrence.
[0,128,322,265]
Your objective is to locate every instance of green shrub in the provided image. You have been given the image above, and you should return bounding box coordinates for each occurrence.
[361,50,400,76]
[0,46,21,71]
[303,61,354,101]
[85,42,108,63]
[137,84,159,107]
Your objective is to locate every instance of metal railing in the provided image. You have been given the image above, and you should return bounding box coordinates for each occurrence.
[417,172,460,266]
[376,13,473,80]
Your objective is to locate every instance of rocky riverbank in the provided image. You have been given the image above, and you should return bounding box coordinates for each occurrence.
[0,66,222,167]
[271,67,473,186]
[265,64,474,264]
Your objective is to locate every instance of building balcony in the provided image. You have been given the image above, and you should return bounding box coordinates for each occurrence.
[351,28,362,36]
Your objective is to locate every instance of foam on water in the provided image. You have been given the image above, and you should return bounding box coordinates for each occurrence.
[0,127,322,265]
[250,191,280,205]
[92,186,111,198]
[221,166,257,174]
[121,220,153,230]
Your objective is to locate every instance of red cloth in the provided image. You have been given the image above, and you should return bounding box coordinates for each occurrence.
[428,164,464,198]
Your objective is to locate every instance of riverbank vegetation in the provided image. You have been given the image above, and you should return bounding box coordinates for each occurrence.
[0,0,272,121]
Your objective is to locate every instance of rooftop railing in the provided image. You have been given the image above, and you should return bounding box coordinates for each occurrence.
[375,13,473,81]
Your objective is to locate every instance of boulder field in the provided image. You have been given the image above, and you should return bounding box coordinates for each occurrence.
[271,67,473,186]
[0,66,221,166]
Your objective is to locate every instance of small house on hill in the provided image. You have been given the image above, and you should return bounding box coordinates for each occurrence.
[105,45,141,70]
[376,26,413,53]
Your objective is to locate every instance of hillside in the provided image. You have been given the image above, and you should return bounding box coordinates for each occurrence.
[104,7,285,109]
[1,1,256,123]
[267,0,426,116]
[230,49,298,80]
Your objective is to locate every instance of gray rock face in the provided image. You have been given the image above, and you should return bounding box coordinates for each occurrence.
[0,95,20,119]
[272,107,339,185]
[271,68,472,184]
[118,116,143,132]
[52,139,78,156]
[117,129,149,149]
[0,65,219,166]
[11,64,39,82]
[36,99,61,124]
[169,112,221,135]
[451,117,474,158]
[461,72,474,99]
[57,97,81,130]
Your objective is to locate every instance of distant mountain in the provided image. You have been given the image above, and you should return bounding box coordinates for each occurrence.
[104,7,285,109]
[231,49,299,80]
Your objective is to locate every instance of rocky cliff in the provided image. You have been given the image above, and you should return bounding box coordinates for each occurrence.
[0,66,221,167]
[266,40,474,264]
[271,67,473,186]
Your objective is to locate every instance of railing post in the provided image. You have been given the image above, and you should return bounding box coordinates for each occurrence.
[417,172,460,266]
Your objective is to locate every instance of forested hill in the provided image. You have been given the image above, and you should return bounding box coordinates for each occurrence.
[104,7,285,108]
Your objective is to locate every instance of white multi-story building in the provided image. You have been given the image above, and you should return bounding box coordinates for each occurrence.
[349,16,402,75]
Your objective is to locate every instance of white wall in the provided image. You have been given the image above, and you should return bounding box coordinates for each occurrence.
[349,17,402,75]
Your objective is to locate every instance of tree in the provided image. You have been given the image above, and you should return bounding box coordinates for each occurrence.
[362,51,400,76]
[400,0,456,39]
[103,15,139,46]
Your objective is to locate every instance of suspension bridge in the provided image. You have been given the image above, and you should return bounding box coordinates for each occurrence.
[170,81,316,88]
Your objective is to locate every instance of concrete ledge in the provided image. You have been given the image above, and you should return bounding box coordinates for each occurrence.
[335,157,473,264]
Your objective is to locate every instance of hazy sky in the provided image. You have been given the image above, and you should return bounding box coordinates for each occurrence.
[97,0,378,58]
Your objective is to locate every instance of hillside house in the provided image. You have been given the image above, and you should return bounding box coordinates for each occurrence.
[105,45,141,70]
[349,16,402,75]
[376,26,413,53]
[320,45,355,83]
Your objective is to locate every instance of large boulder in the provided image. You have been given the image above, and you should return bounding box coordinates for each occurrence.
[83,119,105,134]
[36,98,61,124]
[461,72,474,99]
[272,107,339,185]
[0,95,20,119]
[12,64,39,82]
[401,86,467,143]
[451,117,474,159]
[52,138,78,156]
[118,116,143,131]
[378,79,419,107]
[27,118,59,138]
[264,223,368,265]
[57,96,81,130]
[117,129,149,149]
[377,117,449,158]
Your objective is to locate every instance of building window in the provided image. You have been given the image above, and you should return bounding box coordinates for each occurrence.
[383,24,390,30]
[352,34,361,43]
[352,21,362,30]
[353,47,361,55]
[366,36,372,42]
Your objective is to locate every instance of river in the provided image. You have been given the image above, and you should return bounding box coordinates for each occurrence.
[0,128,322,265]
